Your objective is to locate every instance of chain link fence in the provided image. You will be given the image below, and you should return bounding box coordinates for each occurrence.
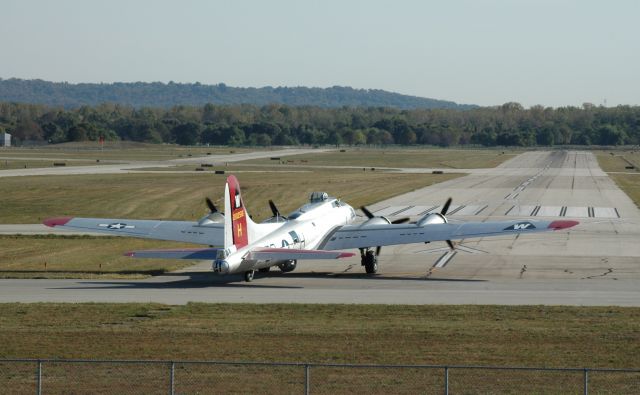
[0,359,638,394]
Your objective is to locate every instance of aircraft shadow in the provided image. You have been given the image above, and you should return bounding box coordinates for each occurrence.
[53,272,303,290]
[273,271,487,282]
[49,269,485,290]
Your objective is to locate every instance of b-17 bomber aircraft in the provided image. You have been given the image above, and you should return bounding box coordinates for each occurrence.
[44,175,578,282]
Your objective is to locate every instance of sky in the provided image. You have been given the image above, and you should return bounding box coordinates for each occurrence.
[1,0,638,108]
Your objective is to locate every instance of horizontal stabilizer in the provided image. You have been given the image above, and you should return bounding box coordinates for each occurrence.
[246,248,355,261]
[125,248,219,260]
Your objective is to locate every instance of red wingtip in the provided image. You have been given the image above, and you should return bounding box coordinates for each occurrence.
[43,217,73,227]
[338,252,357,258]
[548,220,579,230]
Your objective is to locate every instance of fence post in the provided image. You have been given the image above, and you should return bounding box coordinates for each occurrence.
[304,364,310,395]
[583,368,589,395]
[169,361,175,395]
[444,366,449,395]
[36,360,42,395]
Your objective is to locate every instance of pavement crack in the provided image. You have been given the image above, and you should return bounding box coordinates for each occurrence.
[341,264,354,273]
[518,265,527,279]
[582,268,614,280]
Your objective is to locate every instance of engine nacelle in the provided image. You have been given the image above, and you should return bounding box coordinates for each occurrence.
[198,212,224,226]
[416,213,447,227]
[359,217,391,227]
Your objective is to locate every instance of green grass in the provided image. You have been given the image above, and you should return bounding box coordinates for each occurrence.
[4,303,637,392]
[0,170,460,224]
[241,147,519,169]
[0,235,196,278]
[595,151,640,208]
[595,150,640,173]
[0,303,637,368]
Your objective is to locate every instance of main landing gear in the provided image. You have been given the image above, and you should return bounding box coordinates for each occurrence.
[245,260,298,282]
[244,270,255,282]
[360,249,378,274]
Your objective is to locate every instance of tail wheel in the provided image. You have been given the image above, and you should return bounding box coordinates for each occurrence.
[364,251,378,274]
[244,270,255,282]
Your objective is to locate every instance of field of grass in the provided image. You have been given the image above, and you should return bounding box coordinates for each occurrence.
[242,147,518,169]
[0,303,637,368]
[0,170,460,224]
[595,151,640,208]
[596,150,640,173]
[0,235,195,278]
[4,303,637,392]
[0,142,253,161]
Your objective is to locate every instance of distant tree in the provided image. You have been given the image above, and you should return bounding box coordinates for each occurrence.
[12,117,43,142]
[41,122,65,143]
[172,122,201,145]
[67,125,88,141]
[597,124,626,145]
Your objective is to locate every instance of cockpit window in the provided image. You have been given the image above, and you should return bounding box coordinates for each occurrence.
[288,211,303,220]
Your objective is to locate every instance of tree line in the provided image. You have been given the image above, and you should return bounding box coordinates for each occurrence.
[0,101,638,147]
[0,78,472,110]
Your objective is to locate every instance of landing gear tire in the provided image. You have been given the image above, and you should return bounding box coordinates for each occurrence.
[363,251,378,274]
[244,270,255,282]
[278,260,297,273]
[258,267,271,273]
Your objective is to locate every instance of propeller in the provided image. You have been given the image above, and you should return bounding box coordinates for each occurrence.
[446,239,455,250]
[205,197,219,214]
[360,206,375,219]
[269,199,287,220]
[361,206,409,225]
[440,197,452,216]
[360,205,410,258]
[441,197,454,250]
[198,197,224,226]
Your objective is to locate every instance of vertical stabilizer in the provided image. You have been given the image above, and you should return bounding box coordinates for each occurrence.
[224,175,256,249]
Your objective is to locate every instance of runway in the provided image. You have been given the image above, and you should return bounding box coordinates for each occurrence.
[1,150,639,305]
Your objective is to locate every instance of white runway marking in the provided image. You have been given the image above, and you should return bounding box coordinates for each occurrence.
[377,205,621,219]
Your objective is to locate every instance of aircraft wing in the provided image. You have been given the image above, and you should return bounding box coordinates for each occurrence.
[317,219,578,251]
[43,217,223,246]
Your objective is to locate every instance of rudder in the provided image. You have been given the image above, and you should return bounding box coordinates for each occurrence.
[224,175,255,249]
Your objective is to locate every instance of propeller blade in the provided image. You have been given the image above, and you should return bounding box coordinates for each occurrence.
[440,197,453,216]
[446,240,455,250]
[375,246,382,256]
[268,199,280,217]
[205,197,218,213]
[360,206,375,219]
[392,217,410,224]
[268,200,287,220]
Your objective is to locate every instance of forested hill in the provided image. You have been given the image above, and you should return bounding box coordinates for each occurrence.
[0,78,475,110]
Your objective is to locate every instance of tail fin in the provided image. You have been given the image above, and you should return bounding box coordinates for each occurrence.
[224,175,257,249]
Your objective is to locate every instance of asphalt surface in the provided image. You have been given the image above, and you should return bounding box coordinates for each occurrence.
[1,150,639,306]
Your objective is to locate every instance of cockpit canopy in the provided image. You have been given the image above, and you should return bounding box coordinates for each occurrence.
[309,192,329,203]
